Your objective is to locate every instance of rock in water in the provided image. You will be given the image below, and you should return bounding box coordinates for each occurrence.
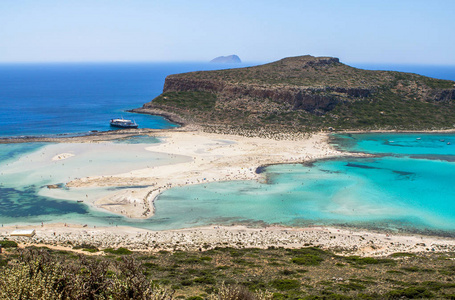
[210,55,242,64]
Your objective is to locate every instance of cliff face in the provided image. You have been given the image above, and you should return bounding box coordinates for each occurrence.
[139,55,455,131]
[162,76,374,112]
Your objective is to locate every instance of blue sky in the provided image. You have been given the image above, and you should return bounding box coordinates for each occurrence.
[1,0,454,64]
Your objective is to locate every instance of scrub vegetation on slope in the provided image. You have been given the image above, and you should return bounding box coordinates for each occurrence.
[137,55,455,133]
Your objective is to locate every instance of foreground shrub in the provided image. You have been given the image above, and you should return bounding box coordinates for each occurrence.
[213,282,273,300]
[0,240,18,248]
[0,260,64,299]
[0,248,172,300]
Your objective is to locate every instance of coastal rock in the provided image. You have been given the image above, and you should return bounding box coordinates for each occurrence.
[210,55,241,63]
[47,184,61,189]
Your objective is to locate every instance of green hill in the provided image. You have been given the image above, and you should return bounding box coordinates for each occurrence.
[136,55,455,132]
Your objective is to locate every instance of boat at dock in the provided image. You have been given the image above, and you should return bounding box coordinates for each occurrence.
[110,118,138,128]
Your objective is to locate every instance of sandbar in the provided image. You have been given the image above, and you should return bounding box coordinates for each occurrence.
[66,129,363,218]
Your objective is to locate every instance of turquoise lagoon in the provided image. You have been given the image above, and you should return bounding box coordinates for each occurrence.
[155,155,455,234]
[332,133,455,157]
[0,139,191,226]
[1,133,454,235]
[152,133,455,234]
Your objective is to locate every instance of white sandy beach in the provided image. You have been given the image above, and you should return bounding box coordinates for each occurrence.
[2,128,455,256]
[1,223,454,257]
[66,129,359,219]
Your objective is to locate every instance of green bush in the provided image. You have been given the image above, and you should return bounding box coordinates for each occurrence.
[200,256,213,261]
[0,240,18,248]
[345,256,395,265]
[439,265,455,276]
[389,252,416,258]
[338,282,366,291]
[82,248,99,253]
[194,276,216,285]
[387,286,434,299]
[73,243,98,250]
[303,294,352,300]
[288,247,327,256]
[152,91,217,111]
[386,270,404,275]
[270,279,300,291]
[0,258,8,267]
[401,266,435,273]
[103,247,132,255]
[280,269,295,275]
[291,254,323,266]
[142,262,159,269]
[181,279,193,286]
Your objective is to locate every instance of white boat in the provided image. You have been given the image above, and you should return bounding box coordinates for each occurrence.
[110,117,138,128]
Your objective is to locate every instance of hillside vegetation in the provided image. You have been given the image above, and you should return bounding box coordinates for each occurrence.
[1,245,455,299]
[137,56,455,133]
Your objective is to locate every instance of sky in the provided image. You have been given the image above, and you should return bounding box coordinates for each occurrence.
[1,0,454,65]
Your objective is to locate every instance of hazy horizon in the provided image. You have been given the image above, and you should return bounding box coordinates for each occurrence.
[1,59,455,68]
[1,0,454,65]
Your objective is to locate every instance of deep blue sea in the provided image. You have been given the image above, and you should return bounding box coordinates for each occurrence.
[0,62,453,138]
[0,62,255,137]
[0,62,454,235]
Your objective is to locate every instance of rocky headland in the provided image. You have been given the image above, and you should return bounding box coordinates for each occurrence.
[134,55,455,133]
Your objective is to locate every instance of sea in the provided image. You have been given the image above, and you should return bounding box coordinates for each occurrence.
[0,62,454,235]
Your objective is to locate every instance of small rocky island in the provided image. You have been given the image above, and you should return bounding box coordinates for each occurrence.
[210,54,241,64]
[135,55,455,133]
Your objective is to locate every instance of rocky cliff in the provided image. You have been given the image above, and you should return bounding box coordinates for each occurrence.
[136,55,455,132]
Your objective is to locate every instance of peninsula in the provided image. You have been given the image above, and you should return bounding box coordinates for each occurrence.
[134,55,455,134]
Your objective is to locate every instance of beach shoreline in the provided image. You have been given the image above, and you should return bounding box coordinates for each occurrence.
[1,222,454,257]
[334,129,455,134]
[51,127,358,219]
[1,127,455,255]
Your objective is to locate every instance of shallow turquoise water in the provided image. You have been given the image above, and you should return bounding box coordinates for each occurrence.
[152,156,455,233]
[0,138,190,226]
[0,134,454,235]
[112,135,161,144]
[332,133,455,157]
[149,133,455,234]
